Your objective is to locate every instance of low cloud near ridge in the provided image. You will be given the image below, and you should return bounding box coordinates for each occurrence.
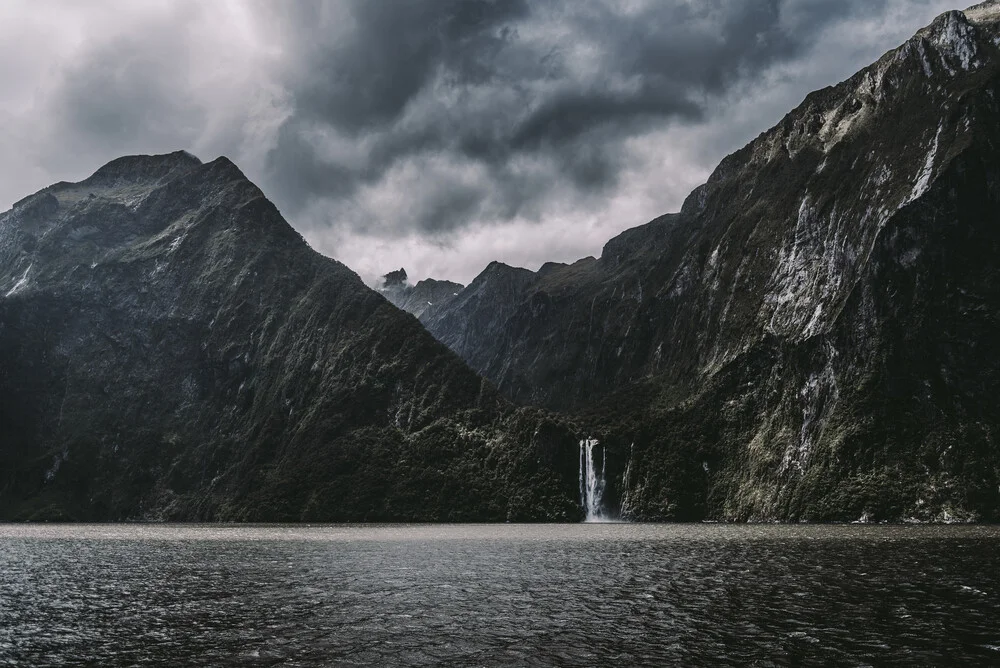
[0,0,957,284]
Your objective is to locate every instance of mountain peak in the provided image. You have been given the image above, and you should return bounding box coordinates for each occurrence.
[84,151,202,187]
[918,9,981,68]
[202,155,252,184]
[383,268,408,288]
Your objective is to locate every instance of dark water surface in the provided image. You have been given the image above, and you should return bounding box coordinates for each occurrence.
[1,523,998,667]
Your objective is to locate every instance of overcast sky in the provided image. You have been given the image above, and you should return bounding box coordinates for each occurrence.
[0,0,959,285]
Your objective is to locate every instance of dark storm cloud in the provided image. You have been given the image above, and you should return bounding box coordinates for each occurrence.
[257,0,910,236]
[0,0,960,283]
[48,34,200,156]
[280,0,530,130]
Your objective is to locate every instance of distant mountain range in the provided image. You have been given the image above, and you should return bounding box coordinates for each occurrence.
[3,4,1000,522]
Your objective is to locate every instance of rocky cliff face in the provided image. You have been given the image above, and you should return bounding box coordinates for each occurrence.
[403,6,1000,522]
[0,152,581,521]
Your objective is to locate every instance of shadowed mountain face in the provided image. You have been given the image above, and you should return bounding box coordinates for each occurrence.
[0,152,582,521]
[401,6,1000,522]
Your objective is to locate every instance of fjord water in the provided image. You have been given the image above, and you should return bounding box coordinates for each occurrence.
[1,524,998,667]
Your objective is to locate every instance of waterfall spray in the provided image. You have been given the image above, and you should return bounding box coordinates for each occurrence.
[579,438,607,521]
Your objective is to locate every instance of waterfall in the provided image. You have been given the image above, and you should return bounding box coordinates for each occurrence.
[579,438,607,521]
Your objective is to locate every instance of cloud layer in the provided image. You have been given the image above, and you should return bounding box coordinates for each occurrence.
[0,0,958,283]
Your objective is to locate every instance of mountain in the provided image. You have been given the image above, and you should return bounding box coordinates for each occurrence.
[399,5,1000,522]
[0,152,581,521]
[378,268,464,320]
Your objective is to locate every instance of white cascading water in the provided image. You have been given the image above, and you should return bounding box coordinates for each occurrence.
[579,438,607,521]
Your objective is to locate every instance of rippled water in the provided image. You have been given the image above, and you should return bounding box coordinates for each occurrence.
[1,524,998,666]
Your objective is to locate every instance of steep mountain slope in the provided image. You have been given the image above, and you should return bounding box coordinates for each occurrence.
[0,152,581,521]
[418,212,697,410]
[407,6,1000,521]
